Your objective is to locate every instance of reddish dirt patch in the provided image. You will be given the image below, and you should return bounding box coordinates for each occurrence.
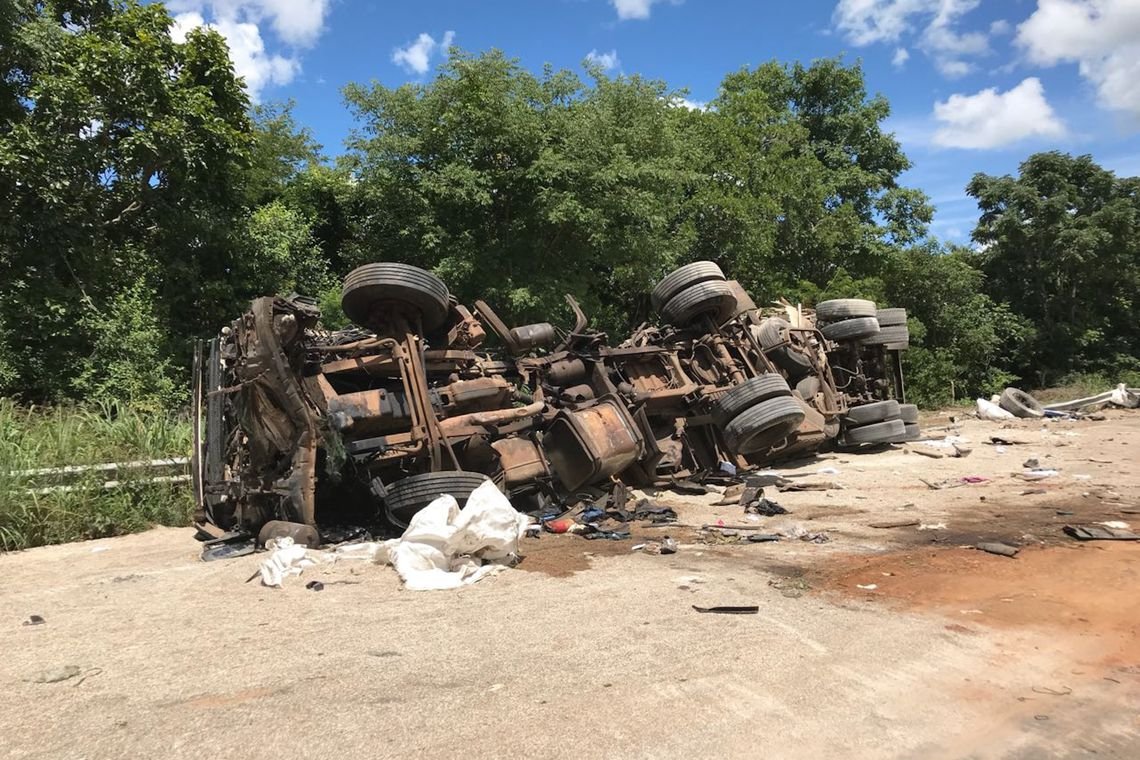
[814,543,1140,666]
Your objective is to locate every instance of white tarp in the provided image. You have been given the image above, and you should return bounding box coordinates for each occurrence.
[976,398,1016,421]
[381,480,531,591]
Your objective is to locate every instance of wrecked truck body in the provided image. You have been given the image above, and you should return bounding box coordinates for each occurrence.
[191,261,913,541]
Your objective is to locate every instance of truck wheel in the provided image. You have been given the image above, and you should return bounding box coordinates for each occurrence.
[342,263,450,332]
[383,471,491,529]
[712,374,791,428]
[845,400,900,426]
[816,298,877,321]
[821,316,880,343]
[660,280,737,327]
[723,396,805,455]
[651,261,725,311]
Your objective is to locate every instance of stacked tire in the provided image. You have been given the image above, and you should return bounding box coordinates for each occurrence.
[652,262,738,327]
[754,317,813,380]
[712,374,805,456]
[863,307,909,351]
[840,400,921,446]
[814,299,881,344]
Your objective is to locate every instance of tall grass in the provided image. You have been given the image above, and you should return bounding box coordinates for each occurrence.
[0,399,194,550]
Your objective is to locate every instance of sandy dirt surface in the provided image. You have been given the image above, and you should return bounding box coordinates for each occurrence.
[2,410,1139,759]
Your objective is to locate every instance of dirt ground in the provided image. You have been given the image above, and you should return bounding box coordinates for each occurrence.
[2,409,1139,759]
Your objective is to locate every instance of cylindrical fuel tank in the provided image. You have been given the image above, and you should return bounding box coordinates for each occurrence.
[509,322,556,350]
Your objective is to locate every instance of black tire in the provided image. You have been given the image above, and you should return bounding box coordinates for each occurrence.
[651,262,725,311]
[723,396,805,455]
[816,299,877,322]
[843,419,905,445]
[845,400,900,426]
[863,324,909,346]
[876,308,907,327]
[712,374,791,428]
[898,403,919,423]
[342,263,450,332]
[999,387,1044,418]
[384,471,491,528]
[821,317,880,343]
[660,280,737,326]
[755,318,813,376]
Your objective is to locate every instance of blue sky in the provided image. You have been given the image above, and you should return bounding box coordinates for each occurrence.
[165,0,1140,244]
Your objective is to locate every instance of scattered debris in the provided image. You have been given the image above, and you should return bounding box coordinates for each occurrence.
[692,605,759,614]
[869,519,920,529]
[22,615,45,626]
[1062,524,1140,541]
[856,583,878,590]
[999,387,1045,419]
[989,435,1030,445]
[305,580,324,591]
[744,497,788,516]
[1020,488,1047,495]
[910,447,943,459]
[975,542,1019,558]
[633,537,678,555]
[1023,458,1039,469]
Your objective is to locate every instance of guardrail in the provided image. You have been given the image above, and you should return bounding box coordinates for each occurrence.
[3,457,190,496]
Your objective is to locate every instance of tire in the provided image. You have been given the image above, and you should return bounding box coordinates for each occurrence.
[843,419,905,445]
[845,400,900,426]
[816,298,877,322]
[712,374,791,428]
[755,318,813,376]
[863,324,909,346]
[876,308,907,327]
[723,396,805,455]
[660,280,737,326]
[821,316,880,343]
[999,387,1044,419]
[384,471,491,528]
[898,403,919,423]
[795,375,820,401]
[651,262,725,311]
[342,263,450,332]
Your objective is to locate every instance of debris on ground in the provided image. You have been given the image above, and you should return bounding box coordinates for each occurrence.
[1063,525,1140,541]
[692,605,759,614]
[998,388,1045,419]
[869,519,921,529]
[745,497,788,516]
[22,615,45,626]
[975,542,1020,558]
[380,481,530,591]
[633,537,678,555]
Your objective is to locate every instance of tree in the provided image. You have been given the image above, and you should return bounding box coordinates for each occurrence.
[342,50,695,332]
[0,0,252,402]
[679,58,931,302]
[968,152,1140,384]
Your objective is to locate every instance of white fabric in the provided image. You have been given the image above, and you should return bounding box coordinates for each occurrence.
[381,480,531,591]
[977,398,1016,420]
[258,537,316,587]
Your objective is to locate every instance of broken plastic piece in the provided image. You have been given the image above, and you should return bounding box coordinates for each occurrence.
[692,605,759,614]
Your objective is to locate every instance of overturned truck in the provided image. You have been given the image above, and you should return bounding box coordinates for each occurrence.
[191,262,917,542]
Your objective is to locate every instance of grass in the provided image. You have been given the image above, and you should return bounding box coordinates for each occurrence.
[0,399,194,551]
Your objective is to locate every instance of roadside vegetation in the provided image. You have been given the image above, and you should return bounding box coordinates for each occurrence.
[0,1,1136,546]
[0,400,192,550]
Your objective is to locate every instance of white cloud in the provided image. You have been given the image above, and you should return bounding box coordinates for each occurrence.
[672,97,708,111]
[170,1,330,47]
[833,0,990,76]
[611,0,679,21]
[892,47,910,67]
[585,49,621,71]
[932,77,1066,149]
[990,19,1011,35]
[392,31,455,75]
[172,11,300,100]
[1016,0,1140,117]
[168,1,331,101]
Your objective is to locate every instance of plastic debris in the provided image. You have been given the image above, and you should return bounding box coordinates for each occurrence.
[692,605,759,614]
[380,481,531,591]
[258,537,316,587]
[977,398,1016,421]
[976,542,1019,558]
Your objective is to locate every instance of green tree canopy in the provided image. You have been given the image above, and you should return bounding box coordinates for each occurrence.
[968,152,1140,384]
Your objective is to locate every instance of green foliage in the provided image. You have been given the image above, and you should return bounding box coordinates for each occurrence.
[880,244,1034,406]
[0,398,192,550]
[969,151,1140,385]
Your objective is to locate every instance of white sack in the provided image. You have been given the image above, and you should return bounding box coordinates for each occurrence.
[382,480,531,591]
[259,537,316,587]
[977,398,1016,421]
